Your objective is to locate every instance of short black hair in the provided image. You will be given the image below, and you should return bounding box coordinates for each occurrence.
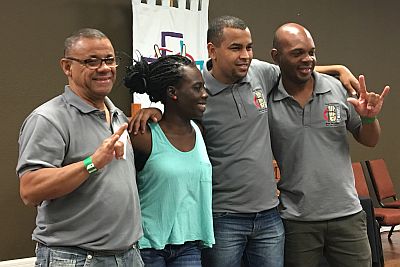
[207,16,247,47]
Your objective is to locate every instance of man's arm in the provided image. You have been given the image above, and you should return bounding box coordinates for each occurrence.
[347,75,390,147]
[20,124,127,206]
[315,65,360,96]
[20,162,91,206]
[355,120,381,147]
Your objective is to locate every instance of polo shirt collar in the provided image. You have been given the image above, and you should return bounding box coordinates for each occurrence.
[63,85,120,115]
[313,72,331,95]
[272,71,331,101]
[203,59,250,96]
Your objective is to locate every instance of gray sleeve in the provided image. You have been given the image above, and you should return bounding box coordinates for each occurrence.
[16,113,67,177]
[346,94,362,136]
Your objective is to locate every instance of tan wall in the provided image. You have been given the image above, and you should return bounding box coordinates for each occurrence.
[1,0,399,260]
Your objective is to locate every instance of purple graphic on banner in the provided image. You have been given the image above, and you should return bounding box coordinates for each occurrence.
[144,31,204,70]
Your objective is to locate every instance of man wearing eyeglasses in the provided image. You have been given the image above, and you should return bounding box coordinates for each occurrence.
[16,28,143,267]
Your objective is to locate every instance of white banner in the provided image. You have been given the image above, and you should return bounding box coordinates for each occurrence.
[131,0,209,110]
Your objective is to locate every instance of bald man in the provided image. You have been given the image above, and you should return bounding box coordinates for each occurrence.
[268,23,389,267]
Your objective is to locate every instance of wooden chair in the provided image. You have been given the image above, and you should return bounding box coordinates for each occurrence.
[352,162,400,239]
[366,159,400,208]
[353,162,370,197]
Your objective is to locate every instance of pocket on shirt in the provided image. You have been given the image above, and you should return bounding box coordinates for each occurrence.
[199,162,212,182]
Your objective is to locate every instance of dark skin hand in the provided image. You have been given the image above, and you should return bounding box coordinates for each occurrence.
[129,108,162,135]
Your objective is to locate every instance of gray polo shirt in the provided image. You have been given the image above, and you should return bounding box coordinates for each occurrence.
[16,86,142,251]
[202,59,280,213]
[268,72,362,221]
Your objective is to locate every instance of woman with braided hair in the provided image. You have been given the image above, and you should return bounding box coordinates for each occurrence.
[124,55,214,267]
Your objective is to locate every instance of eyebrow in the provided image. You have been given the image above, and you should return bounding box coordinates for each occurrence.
[85,54,114,58]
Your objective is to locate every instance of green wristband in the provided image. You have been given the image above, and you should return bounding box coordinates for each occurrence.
[83,156,97,174]
[361,116,377,125]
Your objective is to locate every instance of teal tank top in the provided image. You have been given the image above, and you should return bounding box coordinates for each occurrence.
[137,121,214,249]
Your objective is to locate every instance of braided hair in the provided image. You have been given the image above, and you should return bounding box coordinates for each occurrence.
[124,55,194,104]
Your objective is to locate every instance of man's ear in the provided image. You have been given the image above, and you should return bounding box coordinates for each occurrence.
[60,58,72,76]
[271,48,279,64]
[207,42,216,60]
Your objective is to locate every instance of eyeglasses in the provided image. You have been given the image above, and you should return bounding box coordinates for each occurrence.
[65,56,121,69]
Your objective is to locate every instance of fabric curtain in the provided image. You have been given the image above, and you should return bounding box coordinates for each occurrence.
[131,0,209,110]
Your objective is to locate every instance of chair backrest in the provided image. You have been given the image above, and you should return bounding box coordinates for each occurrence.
[352,162,370,197]
[366,159,396,201]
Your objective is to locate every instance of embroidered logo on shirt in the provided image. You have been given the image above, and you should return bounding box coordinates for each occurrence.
[323,103,341,126]
[253,88,268,113]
